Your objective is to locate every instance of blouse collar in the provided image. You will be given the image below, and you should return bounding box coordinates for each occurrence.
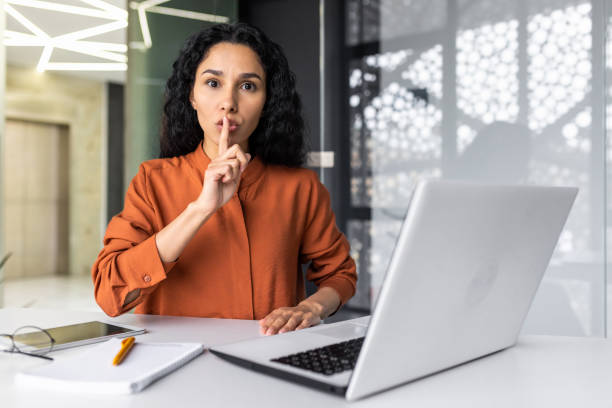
[190,141,265,189]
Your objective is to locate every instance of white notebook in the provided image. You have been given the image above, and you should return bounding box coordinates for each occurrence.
[16,338,204,394]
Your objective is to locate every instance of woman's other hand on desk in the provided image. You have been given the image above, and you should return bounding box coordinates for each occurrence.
[196,116,251,214]
[259,304,321,336]
[259,287,341,335]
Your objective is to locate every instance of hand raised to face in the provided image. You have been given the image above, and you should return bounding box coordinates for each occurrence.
[195,116,251,214]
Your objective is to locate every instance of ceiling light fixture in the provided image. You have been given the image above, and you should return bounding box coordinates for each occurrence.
[44,62,128,70]
[3,0,127,72]
[5,31,127,54]
[4,0,232,73]
[7,0,126,20]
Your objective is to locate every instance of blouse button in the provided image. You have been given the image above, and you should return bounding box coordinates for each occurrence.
[143,275,151,283]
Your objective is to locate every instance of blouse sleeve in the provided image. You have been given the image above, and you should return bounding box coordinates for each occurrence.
[299,174,357,307]
[91,164,177,317]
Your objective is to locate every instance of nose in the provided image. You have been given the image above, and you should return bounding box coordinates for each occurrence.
[220,88,238,113]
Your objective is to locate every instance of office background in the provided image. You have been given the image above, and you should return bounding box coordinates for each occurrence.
[0,0,610,338]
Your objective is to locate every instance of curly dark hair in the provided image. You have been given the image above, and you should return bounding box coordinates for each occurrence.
[160,22,308,167]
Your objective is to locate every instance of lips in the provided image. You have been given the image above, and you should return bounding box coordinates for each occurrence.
[216,119,240,132]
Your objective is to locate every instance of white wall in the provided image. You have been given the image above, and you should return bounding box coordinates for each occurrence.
[5,66,106,277]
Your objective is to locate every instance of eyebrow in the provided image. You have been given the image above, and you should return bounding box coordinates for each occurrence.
[201,69,263,81]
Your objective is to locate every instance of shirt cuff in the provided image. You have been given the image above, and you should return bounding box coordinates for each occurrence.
[123,234,177,289]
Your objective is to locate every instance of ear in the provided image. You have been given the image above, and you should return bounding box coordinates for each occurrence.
[189,90,196,110]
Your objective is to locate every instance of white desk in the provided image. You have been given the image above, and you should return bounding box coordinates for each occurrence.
[1,307,611,407]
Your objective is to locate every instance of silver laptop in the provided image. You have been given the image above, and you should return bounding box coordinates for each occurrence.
[210,180,578,401]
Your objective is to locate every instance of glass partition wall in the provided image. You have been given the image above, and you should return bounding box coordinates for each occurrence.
[335,0,610,336]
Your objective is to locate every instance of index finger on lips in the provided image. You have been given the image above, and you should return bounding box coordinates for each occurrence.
[218,116,229,155]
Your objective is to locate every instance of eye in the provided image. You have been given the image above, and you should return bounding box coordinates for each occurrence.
[206,79,219,88]
[241,82,256,91]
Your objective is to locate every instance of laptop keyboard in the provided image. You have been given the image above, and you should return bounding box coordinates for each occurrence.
[271,337,365,376]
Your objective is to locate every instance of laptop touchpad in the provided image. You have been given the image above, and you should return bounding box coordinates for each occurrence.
[314,324,366,340]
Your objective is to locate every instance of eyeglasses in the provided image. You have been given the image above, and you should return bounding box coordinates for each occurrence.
[0,325,56,361]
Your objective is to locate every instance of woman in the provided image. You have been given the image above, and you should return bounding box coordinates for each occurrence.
[92,23,357,336]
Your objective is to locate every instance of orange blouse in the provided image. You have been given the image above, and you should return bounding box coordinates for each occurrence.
[91,143,357,319]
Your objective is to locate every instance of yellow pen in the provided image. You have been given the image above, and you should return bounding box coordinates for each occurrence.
[113,336,135,366]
